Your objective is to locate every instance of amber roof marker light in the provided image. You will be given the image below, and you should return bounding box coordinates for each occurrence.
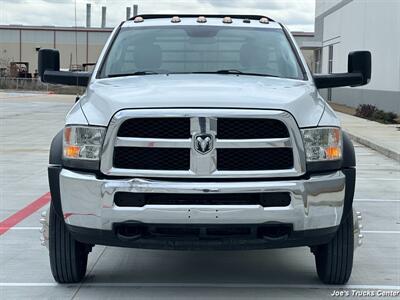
[223,17,233,24]
[197,16,207,23]
[133,16,144,23]
[171,16,181,23]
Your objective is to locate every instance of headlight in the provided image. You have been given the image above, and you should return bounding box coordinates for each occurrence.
[301,127,342,162]
[63,126,106,161]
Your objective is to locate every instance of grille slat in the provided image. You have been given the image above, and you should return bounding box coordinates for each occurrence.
[217,118,289,139]
[118,118,190,138]
[217,148,293,171]
[113,147,190,170]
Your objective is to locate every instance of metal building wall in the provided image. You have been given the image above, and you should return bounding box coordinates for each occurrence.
[0,30,20,66]
[0,26,111,74]
[316,0,400,113]
[87,31,111,64]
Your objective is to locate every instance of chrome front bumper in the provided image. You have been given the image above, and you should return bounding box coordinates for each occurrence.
[59,169,346,232]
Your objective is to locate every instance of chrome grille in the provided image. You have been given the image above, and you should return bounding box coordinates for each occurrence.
[101,109,306,178]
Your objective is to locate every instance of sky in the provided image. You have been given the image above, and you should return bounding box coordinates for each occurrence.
[0,0,316,32]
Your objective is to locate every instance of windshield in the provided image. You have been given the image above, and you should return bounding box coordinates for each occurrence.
[99,25,304,80]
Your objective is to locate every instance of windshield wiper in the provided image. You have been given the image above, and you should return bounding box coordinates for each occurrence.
[215,70,280,77]
[170,70,280,77]
[215,69,243,74]
[107,71,161,78]
[109,70,281,78]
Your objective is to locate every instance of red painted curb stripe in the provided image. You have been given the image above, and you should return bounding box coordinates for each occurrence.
[0,192,51,236]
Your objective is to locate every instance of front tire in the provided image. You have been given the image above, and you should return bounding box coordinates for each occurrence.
[314,211,354,284]
[49,205,89,283]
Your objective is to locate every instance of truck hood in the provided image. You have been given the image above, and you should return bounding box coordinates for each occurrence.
[79,74,324,128]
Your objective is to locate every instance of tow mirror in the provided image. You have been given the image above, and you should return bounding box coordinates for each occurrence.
[38,49,91,86]
[314,51,371,89]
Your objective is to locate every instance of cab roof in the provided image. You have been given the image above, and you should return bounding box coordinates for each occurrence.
[122,14,282,29]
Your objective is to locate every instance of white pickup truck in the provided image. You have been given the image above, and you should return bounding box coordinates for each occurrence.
[38,14,370,284]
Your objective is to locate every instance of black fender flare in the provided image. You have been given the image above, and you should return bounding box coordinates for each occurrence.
[342,132,356,168]
[48,130,64,218]
[341,132,356,222]
[49,130,63,165]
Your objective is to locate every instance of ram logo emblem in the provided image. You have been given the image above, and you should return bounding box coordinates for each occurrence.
[194,134,214,154]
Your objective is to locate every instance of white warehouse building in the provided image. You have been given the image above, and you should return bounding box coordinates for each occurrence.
[315,0,400,113]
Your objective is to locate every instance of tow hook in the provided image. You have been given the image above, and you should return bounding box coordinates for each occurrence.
[40,209,50,249]
[353,209,363,248]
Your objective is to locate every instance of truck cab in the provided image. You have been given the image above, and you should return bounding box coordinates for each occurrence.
[38,15,370,284]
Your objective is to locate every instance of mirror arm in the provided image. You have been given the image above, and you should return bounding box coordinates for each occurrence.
[314,72,364,89]
[42,70,91,86]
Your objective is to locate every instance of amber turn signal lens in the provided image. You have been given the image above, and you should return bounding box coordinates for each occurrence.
[64,145,80,158]
[325,146,341,160]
